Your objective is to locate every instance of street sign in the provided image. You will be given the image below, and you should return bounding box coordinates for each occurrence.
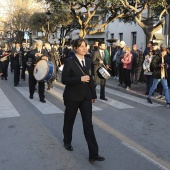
[24,31,29,39]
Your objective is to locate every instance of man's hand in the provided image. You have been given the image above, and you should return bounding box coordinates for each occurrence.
[0,73,3,76]
[81,75,90,82]
[106,65,109,69]
[99,60,103,64]
[92,99,96,103]
[35,53,43,57]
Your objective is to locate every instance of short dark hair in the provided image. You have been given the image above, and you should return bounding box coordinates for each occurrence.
[98,41,105,46]
[72,38,87,49]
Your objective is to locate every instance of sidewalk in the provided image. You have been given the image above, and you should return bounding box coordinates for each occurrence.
[105,76,169,105]
[106,76,146,95]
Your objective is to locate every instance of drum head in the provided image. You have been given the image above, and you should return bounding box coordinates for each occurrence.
[97,67,105,79]
[34,60,48,81]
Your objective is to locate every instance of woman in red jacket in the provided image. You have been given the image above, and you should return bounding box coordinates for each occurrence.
[121,46,133,90]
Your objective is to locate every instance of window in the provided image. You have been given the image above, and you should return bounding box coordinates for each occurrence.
[132,32,137,46]
[90,16,99,25]
[119,33,123,41]
[111,33,114,39]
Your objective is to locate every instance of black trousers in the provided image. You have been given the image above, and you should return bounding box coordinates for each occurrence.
[118,63,124,85]
[63,99,98,157]
[28,66,45,100]
[123,68,131,88]
[1,60,9,78]
[14,63,20,84]
[94,73,106,98]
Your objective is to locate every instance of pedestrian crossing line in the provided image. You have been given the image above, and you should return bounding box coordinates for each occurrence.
[96,86,163,107]
[0,88,20,118]
[48,86,102,111]
[98,95,134,109]
[15,87,63,114]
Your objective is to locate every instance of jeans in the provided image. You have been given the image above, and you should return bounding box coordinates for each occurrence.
[148,78,170,103]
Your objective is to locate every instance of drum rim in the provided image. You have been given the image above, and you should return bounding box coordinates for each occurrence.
[33,60,54,81]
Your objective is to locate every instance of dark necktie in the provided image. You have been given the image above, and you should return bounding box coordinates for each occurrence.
[81,60,85,69]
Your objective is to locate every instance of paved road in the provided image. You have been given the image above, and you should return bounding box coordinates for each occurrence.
[0,70,170,170]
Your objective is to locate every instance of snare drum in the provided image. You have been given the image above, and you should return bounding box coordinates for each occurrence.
[33,60,54,81]
[97,67,111,79]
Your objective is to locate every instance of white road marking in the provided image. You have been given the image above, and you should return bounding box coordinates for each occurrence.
[15,87,63,114]
[98,95,134,109]
[93,116,170,170]
[96,86,163,107]
[48,87,102,111]
[122,142,169,170]
[0,88,20,118]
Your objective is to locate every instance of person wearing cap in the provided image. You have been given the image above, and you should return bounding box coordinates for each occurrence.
[116,41,126,86]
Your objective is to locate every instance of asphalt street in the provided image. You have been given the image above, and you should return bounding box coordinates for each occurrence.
[0,70,170,170]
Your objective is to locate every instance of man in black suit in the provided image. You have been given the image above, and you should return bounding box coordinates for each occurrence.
[92,42,109,100]
[27,40,48,103]
[0,60,2,76]
[11,42,24,86]
[62,38,105,163]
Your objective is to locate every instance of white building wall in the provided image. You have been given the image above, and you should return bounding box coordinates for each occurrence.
[107,20,146,50]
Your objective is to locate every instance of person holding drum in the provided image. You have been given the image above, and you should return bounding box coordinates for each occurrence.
[44,42,57,90]
[92,41,109,101]
[62,38,105,163]
[27,40,48,103]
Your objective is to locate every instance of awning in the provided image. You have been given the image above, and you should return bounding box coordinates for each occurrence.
[153,33,165,40]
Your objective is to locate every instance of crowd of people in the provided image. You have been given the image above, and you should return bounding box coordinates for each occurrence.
[1,37,170,162]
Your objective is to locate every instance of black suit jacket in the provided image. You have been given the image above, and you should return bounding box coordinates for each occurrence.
[0,61,2,73]
[11,47,24,65]
[62,55,97,101]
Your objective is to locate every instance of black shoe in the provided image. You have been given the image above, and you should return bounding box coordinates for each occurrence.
[29,95,33,99]
[40,99,46,103]
[147,97,152,104]
[64,144,73,151]
[5,77,7,80]
[100,97,108,101]
[89,155,105,163]
[145,92,149,95]
[14,83,17,87]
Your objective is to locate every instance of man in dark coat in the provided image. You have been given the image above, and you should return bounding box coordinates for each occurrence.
[147,46,170,107]
[27,40,48,103]
[92,41,109,100]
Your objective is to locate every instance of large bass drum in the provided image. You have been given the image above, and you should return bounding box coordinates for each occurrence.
[97,67,111,79]
[33,60,54,81]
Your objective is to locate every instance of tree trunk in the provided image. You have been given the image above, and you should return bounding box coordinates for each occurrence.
[79,29,87,38]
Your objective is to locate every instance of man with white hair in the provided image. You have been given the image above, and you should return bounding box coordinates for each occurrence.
[27,40,48,103]
[116,41,126,86]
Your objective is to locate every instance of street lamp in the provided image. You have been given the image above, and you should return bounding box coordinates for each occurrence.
[45,10,52,42]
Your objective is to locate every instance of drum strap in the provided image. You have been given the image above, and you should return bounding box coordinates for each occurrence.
[74,61,86,76]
